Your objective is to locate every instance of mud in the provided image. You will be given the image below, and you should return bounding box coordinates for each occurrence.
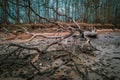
[0,31,120,80]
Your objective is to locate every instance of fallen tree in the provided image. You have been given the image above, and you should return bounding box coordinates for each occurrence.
[0,3,99,80]
[0,22,98,80]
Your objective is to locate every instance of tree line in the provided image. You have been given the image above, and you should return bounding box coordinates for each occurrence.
[0,0,120,24]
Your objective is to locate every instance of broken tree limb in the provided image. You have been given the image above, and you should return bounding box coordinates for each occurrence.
[84,31,97,38]
[72,19,84,38]
[3,27,11,34]
[30,61,41,73]
[73,19,81,30]
[22,26,31,34]
[43,27,76,52]
[18,24,72,42]
[8,43,41,53]
[46,6,71,19]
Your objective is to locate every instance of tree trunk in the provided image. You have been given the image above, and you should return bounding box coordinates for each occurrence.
[16,0,20,24]
[3,0,8,23]
[56,0,58,21]
[27,0,31,23]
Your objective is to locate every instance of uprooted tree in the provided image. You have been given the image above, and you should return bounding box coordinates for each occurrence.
[0,17,98,80]
[0,2,99,80]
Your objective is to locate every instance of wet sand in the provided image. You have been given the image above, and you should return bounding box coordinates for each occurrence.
[0,31,120,80]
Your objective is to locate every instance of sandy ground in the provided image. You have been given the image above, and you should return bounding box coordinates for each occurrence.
[88,32,120,80]
[0,30,120,80]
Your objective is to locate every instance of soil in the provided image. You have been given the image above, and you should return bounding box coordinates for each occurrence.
[0,29,120,80]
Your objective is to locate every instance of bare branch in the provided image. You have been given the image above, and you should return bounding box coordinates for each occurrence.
[43,27,75,52]
[8,43,41,53]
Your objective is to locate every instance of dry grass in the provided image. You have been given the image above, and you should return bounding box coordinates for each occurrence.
[6,33,32,40]
[17,33,32,40]
[0,22,119,33]
[97,29,120,33]
[6,34,16,40]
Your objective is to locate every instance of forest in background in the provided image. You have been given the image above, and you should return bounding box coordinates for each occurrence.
[0,0,120,24]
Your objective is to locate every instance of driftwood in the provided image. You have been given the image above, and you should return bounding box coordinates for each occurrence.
[8,43,41,53]
[0,3,100,79]
[84,31,97,38]
[0,19,98,80]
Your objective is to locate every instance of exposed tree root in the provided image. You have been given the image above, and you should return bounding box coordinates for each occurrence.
[0,19,99,80]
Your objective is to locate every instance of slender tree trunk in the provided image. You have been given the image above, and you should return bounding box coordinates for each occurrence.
[16,0,20,24]
[38,0,40,22]
[56,0,58,21]
[27,0,31,23]
[3,0,8,23]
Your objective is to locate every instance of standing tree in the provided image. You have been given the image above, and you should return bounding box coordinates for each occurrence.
[3,0,8,23]
[27,0,31,23]
[16,0,20,24]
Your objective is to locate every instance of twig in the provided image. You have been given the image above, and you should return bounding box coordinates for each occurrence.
[30,61,41,73]
[22,26,31,34]
[43,27,75,52]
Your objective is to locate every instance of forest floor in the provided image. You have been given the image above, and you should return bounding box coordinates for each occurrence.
[0,25,120,80]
